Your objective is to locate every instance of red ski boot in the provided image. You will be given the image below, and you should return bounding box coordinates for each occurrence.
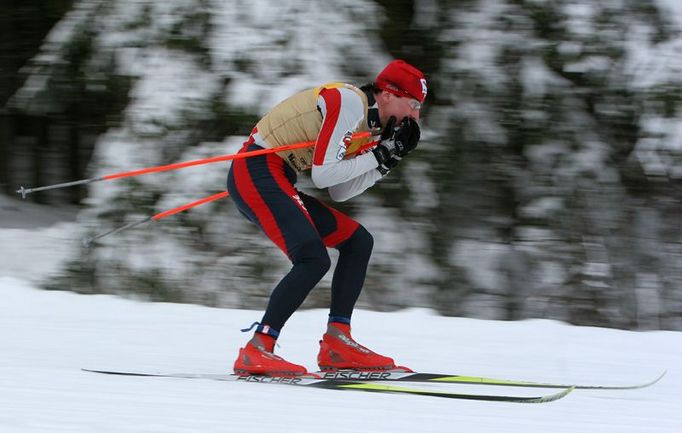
[233,333,308,376]
[317,322,396,371]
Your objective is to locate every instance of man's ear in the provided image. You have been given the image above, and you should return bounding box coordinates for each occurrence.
[376,90,391,105]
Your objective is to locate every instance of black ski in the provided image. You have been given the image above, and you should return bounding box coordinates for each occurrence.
[81,368,573,404]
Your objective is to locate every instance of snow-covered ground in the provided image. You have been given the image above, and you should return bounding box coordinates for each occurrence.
[0,163,680,433]
[0,273,680,432]
[1,199,681,432]
[0,196,80,285]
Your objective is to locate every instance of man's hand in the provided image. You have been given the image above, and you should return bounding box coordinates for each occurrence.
[372,116,398,173]
[372,116,420,174]
[393,117,420,157]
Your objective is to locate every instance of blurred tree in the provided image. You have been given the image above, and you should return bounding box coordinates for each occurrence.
[4,0,680,330]
[1,0,74,198]
[0,0,132,203]
[0,0,75,105]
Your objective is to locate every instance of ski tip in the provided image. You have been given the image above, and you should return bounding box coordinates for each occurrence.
[510,386,574,404]
[543,386,574,403]
[577,370,667,390]
[648,370,667,387]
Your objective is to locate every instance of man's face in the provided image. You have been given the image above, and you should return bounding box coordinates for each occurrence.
[377,91,421,127]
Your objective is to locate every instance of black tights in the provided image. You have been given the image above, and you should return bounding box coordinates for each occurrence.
[261,226,373,332]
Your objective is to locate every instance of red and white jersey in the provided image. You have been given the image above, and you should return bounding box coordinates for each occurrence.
[312,85,382,201]
[253,83,382,202]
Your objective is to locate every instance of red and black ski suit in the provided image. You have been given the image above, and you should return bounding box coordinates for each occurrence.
[227,83,385,336]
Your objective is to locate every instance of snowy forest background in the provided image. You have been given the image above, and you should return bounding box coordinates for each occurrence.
[1,0,680,331]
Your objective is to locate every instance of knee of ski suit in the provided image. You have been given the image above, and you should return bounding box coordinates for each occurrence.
[290,239,331,280]
[337,225,373,260]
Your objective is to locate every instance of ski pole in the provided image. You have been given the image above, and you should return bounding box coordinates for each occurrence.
[17,141,316,198]
[17,132,377,198]
[83,191,229,247]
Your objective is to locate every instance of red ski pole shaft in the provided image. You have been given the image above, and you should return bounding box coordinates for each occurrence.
[152,191,229,220]
[101,141,319,181]
[17,132,376,198]
[81,135,380,246]
[84,191,230,246]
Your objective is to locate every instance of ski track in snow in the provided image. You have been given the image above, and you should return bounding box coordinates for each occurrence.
[0,276,680,433]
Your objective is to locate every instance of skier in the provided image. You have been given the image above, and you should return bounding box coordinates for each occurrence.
[228,59,425,376]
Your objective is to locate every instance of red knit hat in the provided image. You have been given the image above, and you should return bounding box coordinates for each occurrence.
[375,60,427,103]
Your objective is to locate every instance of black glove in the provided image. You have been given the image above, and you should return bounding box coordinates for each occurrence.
[393,117,420,157]
[372,116,398,173]
[372,116,420,174]
[384,154,403,171]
